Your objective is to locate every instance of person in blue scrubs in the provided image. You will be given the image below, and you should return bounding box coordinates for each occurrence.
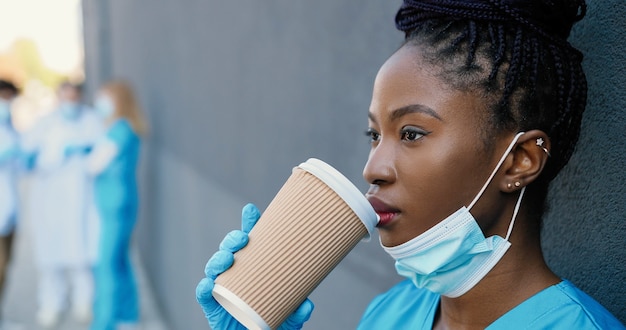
[196,0,625,329]
[87,80,147,330]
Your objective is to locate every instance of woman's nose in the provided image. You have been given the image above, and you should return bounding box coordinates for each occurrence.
[363,144,395,186]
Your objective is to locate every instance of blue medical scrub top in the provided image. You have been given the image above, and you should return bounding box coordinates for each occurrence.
[358,279,625,329]
[94,119,140,215]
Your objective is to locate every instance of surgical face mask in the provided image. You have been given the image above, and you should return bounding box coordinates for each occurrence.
[60,102,80,120]
[94,95,115,119]
[0,100,10,123]
[381,132,527,298]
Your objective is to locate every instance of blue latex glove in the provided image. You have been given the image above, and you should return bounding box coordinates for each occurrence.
[196,203,314,330]
[0,146,18,165]
[18,150,37,171]
[63,144,93,158]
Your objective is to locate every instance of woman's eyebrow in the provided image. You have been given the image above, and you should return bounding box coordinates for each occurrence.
[368,111,377,123]
[367,104,443,123]
[390,104,443,122]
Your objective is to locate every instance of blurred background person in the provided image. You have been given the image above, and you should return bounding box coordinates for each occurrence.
[0,79,20,328]
[87,80,147,330]
[20,81,103,328]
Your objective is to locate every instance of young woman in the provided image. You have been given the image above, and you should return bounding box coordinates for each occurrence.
[196,0,624,328]
[88,80,147,330]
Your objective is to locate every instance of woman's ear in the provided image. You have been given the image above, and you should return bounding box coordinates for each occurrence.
[499,130,551,192]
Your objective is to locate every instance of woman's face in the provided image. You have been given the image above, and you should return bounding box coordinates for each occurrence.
[94,91,117,119]
[59,85,80,104]
[364,44,503,247]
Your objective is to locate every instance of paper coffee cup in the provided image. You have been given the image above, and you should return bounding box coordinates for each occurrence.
[213,158,378,330]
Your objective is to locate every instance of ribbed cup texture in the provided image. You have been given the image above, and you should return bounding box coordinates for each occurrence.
[214,168,368,329]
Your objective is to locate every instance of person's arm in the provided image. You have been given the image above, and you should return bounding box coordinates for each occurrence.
[86,138,119,176]
[64,144,93,158]
[3,140,36,172]
[18,116,48,171]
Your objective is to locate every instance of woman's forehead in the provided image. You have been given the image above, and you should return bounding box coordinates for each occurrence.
[373,46,432,102]
[371,45,489,123]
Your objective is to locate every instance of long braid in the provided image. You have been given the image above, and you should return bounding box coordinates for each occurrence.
[487,23,506,82]
[467,21,478,67]
[500,27,523,119]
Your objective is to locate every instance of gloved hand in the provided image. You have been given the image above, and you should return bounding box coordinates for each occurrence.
[63,144,93,158]
[18,150,37,171]
[0,146,18,165]
[196,203,314,330]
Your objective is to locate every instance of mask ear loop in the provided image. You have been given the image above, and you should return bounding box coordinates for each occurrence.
[466,132,526,241]
[505,186,525,240]
[467,132,525,211]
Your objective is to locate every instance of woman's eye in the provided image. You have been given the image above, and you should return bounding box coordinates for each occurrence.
[401,127,427,141]
[365,128,380,143]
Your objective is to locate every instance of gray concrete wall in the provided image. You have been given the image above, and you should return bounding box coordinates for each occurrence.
[81,0,626,328]
[540,0,626,322]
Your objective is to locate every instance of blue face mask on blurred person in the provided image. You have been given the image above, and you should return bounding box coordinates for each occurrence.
[381,133,527,298]
[94,96,115,119]
[0,100,10,123]
[60,102,80,120]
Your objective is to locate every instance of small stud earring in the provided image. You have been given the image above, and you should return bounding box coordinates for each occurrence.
[507,183,513,189]
[536,138,551,156]
[514,181,521,187]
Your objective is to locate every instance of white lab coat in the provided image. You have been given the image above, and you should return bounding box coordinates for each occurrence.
[0,123,18,236]
[22,107,103,268]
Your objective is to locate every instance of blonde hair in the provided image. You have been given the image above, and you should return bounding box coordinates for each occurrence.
[98,79,148,136]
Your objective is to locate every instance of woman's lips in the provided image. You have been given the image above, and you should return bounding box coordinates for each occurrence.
[376,212,397,227]
[367,196,400,227]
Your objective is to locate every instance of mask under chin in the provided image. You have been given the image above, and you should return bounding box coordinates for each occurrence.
[61,103,81,119]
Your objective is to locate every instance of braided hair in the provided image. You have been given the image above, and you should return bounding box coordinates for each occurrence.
[395,0,587,184]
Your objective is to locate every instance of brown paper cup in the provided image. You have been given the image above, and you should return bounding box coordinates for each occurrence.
[212,158,378,330]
